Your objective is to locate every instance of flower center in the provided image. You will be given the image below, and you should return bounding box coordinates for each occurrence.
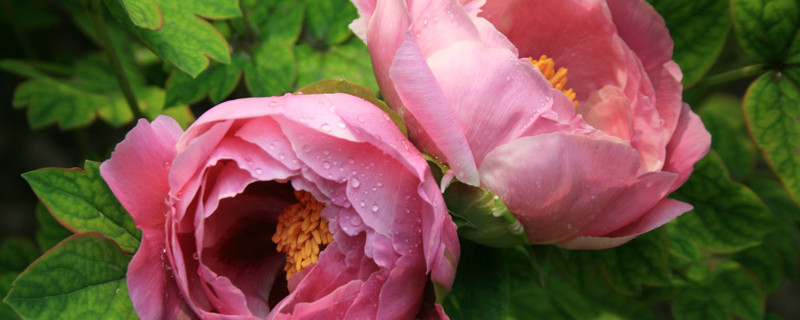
[528,55,578,107]
[271,190,333,279]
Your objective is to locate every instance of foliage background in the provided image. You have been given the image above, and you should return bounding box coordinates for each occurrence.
[0,0,798,319]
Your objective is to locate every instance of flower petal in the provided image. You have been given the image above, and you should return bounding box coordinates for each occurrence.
[100,116,182,228]
[663,103,711,191]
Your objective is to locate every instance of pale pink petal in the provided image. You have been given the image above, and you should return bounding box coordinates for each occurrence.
[557,234,637,250]
[479,133,642,243]
[100,116,182,228]
[577,86,634,141]
[607,198,693,237]
[605,0,674,72]
[663,104,711,191]
[366,0,412,111]
[390,34,480,185]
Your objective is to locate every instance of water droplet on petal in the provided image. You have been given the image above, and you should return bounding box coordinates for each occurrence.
[350,177,360,188]
[322,161,331,169]
[357,116,365,123]
[321,123,331,132]
[359,201,366,208]
[302,144,312,153]
[350,215,362,226]
[371,204,380,213]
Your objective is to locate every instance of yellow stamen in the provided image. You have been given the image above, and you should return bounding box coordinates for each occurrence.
[271,190,333,279]
[528,55,578,107]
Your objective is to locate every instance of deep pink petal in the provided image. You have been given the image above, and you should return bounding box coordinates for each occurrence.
[127,227,193,320]
[100,116,182,228]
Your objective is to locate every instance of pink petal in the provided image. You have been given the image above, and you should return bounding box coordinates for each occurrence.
[663,103,711,191]
[478,133,642,243]
[127,226,193,319]
[605,0,674,72]
[389,34,480,185]
[100,116,182,228]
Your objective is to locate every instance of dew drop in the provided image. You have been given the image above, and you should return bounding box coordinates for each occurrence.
[590,194,596,200]
[371,204,380,213]
[347,157,356,164]
[350,215,362,226]
[357,115,365,123]
[351,177,361,188]
[192,252,199,260]
[269,101,277,107]
[360,201,366,208]
[255,168,263,175]
[338,122,346,128]
[302,144,312,153]
[322,161,331,169]
[163,161,171,168]
[376,181,383,187]
[321,123,332,132]
[279,153,286,160]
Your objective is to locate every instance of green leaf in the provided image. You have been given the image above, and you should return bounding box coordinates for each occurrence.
[0,238,39,274]
[0,57,178,130]
[295,38,379,93]
[4,233,136,320]
[550,230,670,296]
[104,0,241,77]
[743,68,800,205]
[296,78,407,136]
[0,272,21,320]
[748,177,800,223]
[121,0,163,30]
[734,229,800,291]
[648,0,730,87]
[670,151,773,252]
[244,42,297,97]
[442,240,510,320]
[696,94,757,180]
[35,203,74,252]
[731,0,800,65]
[22,161,141,253]
[303,0,357,46]
[673,262,764,320]
[243,0,305,45]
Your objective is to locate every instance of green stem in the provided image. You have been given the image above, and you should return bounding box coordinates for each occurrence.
[91,0,144,120]
[694,64,766,88]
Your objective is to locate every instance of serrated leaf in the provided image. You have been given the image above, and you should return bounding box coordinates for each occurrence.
[670,151,772,252]
[121,0,163,30]
[104,0,241,77]
[243,0,305,45]
[295,39,379,93]
[35,203,73,252]
[0,238,39,274]
[22,161,141,253]
[0,57,179,129]
[442,240,510,320]
[303,0,357,46]
[734,230,800,291]
[697,94,757,180]
[244,42,296,97]
[748,177,800,223]
[648,0,730,87]
[743,68,800,205]
[731,0,800,65]
[673,263,764,320]
[4,233,136,320]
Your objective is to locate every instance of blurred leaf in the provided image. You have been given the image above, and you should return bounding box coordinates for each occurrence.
[673,262,764,320]
[243,0,305,45]
[670,151,772,252]
[297,78,407,136]
[104,0,241,77]
[648,0,730,87]
[743,69,800,205]
[0,238,38,273]
[748,177,800,223]
[244,42,297,97]
[295,38,379,92]
[442,240,510,320]
[303,0,357,46]
[551,230,670,296]
[135,85,195,129]
[164,59,242,108]
[696,94,757,180]
[22,161,141,253]
[734,229,800,291]
[35,203,73,252]
[0,56,178,129]
[731,0,800,65]
[120,0,163,30]
[0,272,21,320]
[4,233,136,320]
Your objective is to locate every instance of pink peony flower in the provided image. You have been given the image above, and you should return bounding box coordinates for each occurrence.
[351,0,711,249]
[100,93,459,319]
